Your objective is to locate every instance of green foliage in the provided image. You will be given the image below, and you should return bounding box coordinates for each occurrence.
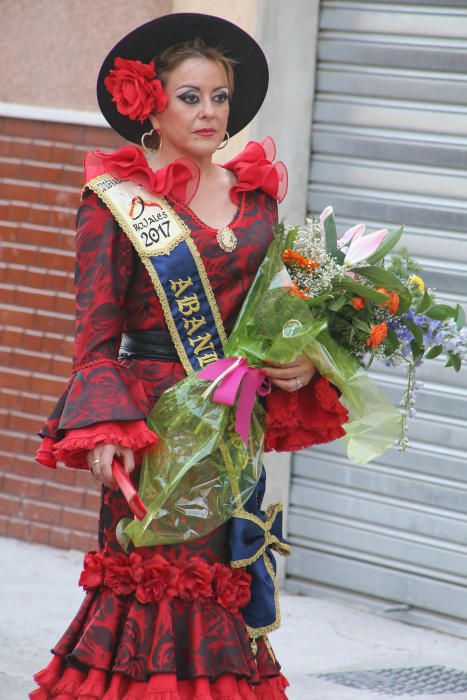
[328,294,347,312]
[455,304,465,330]
[425,345,443,359]
[355,266,412,312]
[338,276,389,303]
[322,210,338,257]
[425,304,457,321]
[284,225,298,249]
[446,353,462,372]
[384,327,400,355]
[388,247,422,278]
[417,290,432,314]
[405,319,424,347]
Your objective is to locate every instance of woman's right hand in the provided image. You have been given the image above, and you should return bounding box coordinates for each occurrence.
[87,443,135,489]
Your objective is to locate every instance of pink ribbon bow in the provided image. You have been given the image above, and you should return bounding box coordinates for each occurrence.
[197,357,271,446]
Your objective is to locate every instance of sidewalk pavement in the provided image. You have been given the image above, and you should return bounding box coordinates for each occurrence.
[1,536,467,700]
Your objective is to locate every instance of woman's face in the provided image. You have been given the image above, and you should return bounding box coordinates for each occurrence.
[150,57,230,160]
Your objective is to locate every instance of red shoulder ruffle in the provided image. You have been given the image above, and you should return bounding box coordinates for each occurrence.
[264,375,348,452]
[84,137,288,206]
[222,136,288,204]
[84,146,200,203]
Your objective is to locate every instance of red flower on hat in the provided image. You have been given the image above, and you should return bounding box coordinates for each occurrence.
[104,57,168,123]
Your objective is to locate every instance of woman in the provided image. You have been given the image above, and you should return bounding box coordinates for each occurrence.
[31,13,347,700]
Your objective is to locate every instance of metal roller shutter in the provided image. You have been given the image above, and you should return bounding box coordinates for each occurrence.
[287,0,467,634]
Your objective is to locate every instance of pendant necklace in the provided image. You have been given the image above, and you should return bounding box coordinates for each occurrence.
[216,225,238,253]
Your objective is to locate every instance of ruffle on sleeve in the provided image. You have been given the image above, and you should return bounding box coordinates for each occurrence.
[222,136,288,204]
[35,436,57,469]
[51,420,158,469]
[59,360,151,430]
[37,360,154,467]
[84,146,200,204]
[264,375,349,453]
[36,420,157,470]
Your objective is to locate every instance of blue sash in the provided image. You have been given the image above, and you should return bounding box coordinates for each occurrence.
[85,174,226,374]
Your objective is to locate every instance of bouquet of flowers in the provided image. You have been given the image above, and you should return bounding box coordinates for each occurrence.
[120,207,465,548]
[277,208,465,453]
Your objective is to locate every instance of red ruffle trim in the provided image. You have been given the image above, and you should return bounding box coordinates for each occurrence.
[84,147,200,204]
[57,420,157,469]
[79,550,251,614]
[83,138,287,206]
[31,656,289,700]
[36,436,58,469]
[264,375,349,452]
[36,420,157,470]
[222,137,288,204]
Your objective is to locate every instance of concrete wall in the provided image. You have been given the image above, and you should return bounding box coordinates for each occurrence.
[251,0,321,579]
[1,1,172,111]
[252,0,320,224]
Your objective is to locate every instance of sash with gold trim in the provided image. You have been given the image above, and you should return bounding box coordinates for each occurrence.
[85,173,226,375]
[85,173,289,638]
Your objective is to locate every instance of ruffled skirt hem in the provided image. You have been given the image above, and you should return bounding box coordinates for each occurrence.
[30,655,289,700]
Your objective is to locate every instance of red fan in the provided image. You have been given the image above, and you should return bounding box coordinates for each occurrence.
[112,460,147,521]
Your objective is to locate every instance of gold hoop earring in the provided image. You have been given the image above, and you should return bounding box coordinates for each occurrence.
[141,129,162,154]
[217,131,230,150]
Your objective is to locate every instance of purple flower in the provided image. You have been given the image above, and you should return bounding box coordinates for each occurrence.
[388,318,414,357]
[428,320,442,333]
[405,309,427,327]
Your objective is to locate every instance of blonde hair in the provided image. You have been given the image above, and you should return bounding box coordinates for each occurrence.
[154,38,236,95]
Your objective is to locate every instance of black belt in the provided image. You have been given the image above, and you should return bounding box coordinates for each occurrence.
[119,330,180,362]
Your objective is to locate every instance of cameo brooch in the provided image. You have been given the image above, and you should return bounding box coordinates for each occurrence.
[216,226,238,253]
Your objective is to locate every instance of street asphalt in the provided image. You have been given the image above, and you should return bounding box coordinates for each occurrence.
[1,536,467,700]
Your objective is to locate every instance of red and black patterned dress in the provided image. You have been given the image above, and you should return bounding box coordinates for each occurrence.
[30,140,347,700]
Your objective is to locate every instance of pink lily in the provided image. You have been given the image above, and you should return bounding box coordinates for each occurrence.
[338,223,366,251]
[342,227,388,267]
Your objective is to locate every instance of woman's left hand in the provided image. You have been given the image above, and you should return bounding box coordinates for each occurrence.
[262,354,316,393]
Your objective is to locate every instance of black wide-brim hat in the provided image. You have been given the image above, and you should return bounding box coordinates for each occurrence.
[97,13,269,144]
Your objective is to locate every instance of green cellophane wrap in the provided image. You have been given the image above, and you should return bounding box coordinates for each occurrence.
[121,376,264,547]
[122,231,400,548]
[303,331,401,464]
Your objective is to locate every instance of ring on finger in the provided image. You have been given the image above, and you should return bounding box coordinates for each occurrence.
[295,376,303,390]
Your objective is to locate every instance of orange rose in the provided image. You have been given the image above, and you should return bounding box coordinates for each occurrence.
[366,322,388,347]
[376,287,399,314]
[283,249,319,271]
[351,296,366,310]
[289,282,307,299]
[388,292,399,315]
[376,287,389,307]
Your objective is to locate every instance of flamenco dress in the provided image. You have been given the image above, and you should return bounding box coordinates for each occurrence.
[30,138,348,700]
